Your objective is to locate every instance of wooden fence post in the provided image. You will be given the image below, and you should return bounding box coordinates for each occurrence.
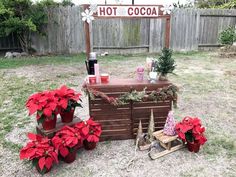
[165,16,171,48]
[83,4,91,60]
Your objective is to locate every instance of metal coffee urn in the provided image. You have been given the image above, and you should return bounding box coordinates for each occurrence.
[86,52,97,75]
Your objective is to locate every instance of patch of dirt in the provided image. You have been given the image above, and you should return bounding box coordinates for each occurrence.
[225,70,236,76]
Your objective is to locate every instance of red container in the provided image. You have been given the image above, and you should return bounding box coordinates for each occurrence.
[42,117,57,130]
[62,150,77,163]
[89,75,96,84]
[60,109,74,123]
[83,140,97,150]
[187,141,200,153]
[101,74,109,84]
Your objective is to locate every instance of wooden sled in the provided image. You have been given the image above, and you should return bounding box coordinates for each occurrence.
[148,130,185,160]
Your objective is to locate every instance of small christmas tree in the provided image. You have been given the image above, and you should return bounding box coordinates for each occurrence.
[155,48,176,81]
[163,111,176,136]
[147,109,155,141]
[136,120,146,147]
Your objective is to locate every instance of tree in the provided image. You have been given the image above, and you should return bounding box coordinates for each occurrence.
[0,0,47,52]
[62,0,75,7]
[195,0,236,9]
[155,48,176,80]
[173,0,194,8]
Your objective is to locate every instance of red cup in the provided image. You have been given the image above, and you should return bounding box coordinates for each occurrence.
[100,74,109,83]
[88,75,96,84]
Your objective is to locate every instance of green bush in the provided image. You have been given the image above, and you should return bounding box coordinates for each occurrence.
[219,26,236,45]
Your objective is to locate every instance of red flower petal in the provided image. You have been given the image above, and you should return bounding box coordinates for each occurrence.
[38,157,46,170]
[59,147,69,157]
[45,157,53,170]
[28,104,38,115]
[82,127,89,136]
[43,108,52,117]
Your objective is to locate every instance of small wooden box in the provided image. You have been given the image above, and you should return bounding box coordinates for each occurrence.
[86,79,173,141]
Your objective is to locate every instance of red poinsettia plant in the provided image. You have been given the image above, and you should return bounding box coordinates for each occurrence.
[55,85,82,113]
[52,126,82,158]
[175,116,207,145]
[20,133,58,174]
[26,90,58,123]
[75,118,102,143]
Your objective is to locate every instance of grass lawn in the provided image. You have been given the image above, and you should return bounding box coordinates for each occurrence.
[0,52,235,177]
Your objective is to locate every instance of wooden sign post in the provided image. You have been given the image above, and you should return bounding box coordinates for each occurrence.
[82,4,172,60]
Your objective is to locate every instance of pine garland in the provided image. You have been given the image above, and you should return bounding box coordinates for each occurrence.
[83,85,178,108]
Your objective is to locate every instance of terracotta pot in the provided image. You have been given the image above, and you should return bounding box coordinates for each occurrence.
[60,109,74,123]
[35,163,51,174]
[42,117,57,131]
[83,140,97,150]
[187,141,200,153]
[62,150,77,163]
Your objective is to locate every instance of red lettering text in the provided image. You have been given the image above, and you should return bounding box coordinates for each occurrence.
[99,7,106,16]
[140,7,145,15]
[128,7,133,16]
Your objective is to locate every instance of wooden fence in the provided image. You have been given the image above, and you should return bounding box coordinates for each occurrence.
[1,7,236,54]
[0,33,21,52]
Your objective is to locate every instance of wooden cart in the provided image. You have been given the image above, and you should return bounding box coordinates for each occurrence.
[85,79,174,141]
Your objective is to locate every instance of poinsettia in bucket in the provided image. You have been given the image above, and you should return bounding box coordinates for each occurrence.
[26,91,58,130]
[20,133,58,174]
[75,118,102,150]
[55,85,82,123]
[52,126,82,163]
[175,116,207,153]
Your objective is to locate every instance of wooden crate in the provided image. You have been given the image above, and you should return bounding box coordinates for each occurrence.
[36,116,82,138]
[86,79,173,141]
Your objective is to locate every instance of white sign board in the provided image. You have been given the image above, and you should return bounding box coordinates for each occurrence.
[96,5,164,17]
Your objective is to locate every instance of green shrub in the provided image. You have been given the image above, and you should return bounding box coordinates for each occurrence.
[219,26,236,45]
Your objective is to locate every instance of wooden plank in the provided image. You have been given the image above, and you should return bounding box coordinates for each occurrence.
[101,129,131,136]
[149,143,185,160]
[101,124,131,130]
[100,134,133,141]
[133,118,167,124]
[132,100,171,107]
[91,114,131,120]
[91,109,131,116]
[132,111,168,118]
[94,119,132,125]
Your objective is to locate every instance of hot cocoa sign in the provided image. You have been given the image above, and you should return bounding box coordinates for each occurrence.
[95,5,170,18]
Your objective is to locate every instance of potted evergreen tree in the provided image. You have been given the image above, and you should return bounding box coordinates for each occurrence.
[155,48,176,81]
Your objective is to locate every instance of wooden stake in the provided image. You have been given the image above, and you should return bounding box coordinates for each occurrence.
[84,4,91,60]
[165,16,171,49]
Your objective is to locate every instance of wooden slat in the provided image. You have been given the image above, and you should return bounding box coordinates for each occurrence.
[100,135,133,141]
[90,104,131,111]
[133,101,171,107]
[101,124,131,130]
[94,119,132,125]
[101,129,131,136]
[132,109,170,116]
[133,117,167,123]
[133,121,166,127]
[91,110,131,116]
[133,126,165,133]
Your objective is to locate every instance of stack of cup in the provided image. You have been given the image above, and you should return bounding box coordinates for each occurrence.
[136,66,145,82]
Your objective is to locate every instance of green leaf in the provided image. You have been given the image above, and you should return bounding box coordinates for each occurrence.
[37,116,44,124]
[32,158,38,167]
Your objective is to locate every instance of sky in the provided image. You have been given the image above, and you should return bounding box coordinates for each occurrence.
[34,0,191,5]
